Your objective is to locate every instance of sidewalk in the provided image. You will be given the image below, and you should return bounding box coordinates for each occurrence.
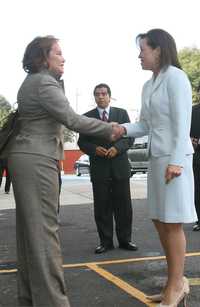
[0,174,147,210]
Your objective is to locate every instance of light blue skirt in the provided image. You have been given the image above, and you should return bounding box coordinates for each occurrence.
[147,155,197,223]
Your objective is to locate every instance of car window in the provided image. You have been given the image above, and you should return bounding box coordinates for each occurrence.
[131,137,148,149]
[79,154,89,162]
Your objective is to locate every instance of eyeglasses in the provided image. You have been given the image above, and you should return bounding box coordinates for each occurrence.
[94,92,109,97]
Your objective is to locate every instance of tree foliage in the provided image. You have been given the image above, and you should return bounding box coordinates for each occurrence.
[178,47,200,103]
[63,127,75,143]
[0,95,11,128]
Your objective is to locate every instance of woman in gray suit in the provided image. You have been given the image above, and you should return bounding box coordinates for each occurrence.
[7,36,123,307]
[122,29,197,306]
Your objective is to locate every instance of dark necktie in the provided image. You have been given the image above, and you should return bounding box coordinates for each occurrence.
[102,110,108,122]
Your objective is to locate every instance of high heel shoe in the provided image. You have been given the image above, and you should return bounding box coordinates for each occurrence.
[183,276,190,295]
[156,277,190,307]
[146,293,163,302]
[157,295,188,307]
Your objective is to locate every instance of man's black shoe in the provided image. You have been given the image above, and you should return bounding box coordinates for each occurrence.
[95,244,114,254]
[119,242,138,251]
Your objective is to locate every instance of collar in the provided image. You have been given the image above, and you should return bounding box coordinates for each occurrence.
[149,66,169,95]
[39,68,62,81]
[97,106,110,117]
[38,69,65,91]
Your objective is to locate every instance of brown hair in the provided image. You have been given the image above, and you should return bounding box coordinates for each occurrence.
[136,29,181,70]
[22,35,58,73]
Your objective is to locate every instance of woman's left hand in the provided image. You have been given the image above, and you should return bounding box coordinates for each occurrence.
[165,165,182,184]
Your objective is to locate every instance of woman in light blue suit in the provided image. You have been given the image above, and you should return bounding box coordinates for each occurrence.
[122,29,197,306]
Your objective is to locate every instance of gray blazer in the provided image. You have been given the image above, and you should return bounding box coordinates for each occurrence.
[123,66,194,166]
[9,70,112,160]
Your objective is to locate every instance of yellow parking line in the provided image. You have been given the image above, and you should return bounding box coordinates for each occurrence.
[62,256,166,268]
[0,269,17,274]
[87,263,156,306]
[62,251,200,269]
[188,278,200,286]
[1,251,200,273]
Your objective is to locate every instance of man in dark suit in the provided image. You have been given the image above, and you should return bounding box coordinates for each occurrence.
[191,136,200,231]
[191,85,200,231]
[78,83,138,253]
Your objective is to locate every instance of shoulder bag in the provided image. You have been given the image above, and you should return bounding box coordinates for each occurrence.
[0,109,19,156]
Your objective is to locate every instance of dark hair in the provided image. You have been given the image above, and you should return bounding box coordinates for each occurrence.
[136,29,181,70]
[93,83,111,97]
[22,35,59,73]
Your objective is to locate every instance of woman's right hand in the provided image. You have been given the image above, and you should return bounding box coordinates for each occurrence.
[165,164,182,184]
[111,124,126,141]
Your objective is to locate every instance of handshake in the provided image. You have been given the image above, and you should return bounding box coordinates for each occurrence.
[110,122,127,141]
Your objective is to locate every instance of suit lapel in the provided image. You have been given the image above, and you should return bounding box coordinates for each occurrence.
[143,68,167,109]
[94,107,116,122]
[94,108,101,120]
[150,68,167,95]
[142,68,167,111]
[108,107,116,122]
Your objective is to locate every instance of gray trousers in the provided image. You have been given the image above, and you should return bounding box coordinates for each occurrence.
[8,153,70,307]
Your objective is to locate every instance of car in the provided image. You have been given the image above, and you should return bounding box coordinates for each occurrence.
[128,137,149,176]
[74,154,90,176]
[75,137,149,177]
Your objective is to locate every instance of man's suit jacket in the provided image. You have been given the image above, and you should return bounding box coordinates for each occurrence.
[123,66,194,166]
[78,107,133,182]
[8,70,112,160]
[193,145,200,166]
[191,103,200,138]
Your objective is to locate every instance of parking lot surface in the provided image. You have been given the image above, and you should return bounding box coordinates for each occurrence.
[0,175,199,306]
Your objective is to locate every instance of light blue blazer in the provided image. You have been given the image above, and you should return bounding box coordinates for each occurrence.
[124,66,194,166]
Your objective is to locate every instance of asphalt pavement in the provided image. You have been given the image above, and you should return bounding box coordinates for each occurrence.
[0,174,199,306]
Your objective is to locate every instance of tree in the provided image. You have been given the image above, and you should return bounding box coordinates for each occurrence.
[179,47,200,103]
[0,95,11,128]
[63,127,75,143]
